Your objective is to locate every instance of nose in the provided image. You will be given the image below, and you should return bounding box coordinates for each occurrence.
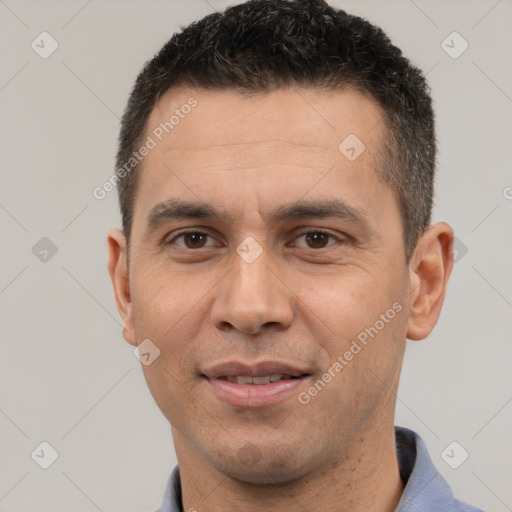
[210,250,294,336]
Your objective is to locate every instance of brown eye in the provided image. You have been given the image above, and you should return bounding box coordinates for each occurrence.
[183,232,208,248]
[168,231,217,249]
[305,232,330,249]
[294,230,338,249]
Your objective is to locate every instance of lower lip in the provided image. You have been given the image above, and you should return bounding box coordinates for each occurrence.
[205,377,310,408]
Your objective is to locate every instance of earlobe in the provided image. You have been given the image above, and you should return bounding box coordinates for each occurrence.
[107,228,136,346]
[406,222,454,341]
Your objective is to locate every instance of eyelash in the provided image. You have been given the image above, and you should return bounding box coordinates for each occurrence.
[165,229,343,250]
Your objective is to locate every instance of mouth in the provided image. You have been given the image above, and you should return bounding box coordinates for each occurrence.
[214,374,307,385]
[201,361,311,407]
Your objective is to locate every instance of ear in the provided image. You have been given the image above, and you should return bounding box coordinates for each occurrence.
[107,228,136,346]
[406,222,454,340]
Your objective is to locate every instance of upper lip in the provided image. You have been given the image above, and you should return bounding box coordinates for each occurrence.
[202,361,310,379]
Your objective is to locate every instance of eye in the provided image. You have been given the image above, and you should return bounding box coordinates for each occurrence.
[293,230,341,249]
[165,229,343,251]
[167,231,218,249]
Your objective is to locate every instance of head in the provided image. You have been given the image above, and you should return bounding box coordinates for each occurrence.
[108,0,453,486]
[116,0,436,265]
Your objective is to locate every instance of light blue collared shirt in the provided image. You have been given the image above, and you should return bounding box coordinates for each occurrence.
[156,426,484,512]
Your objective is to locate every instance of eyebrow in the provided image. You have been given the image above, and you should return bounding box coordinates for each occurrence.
[145,198,373,235]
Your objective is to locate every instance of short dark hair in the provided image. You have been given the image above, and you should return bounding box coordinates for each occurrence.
[116,0,435,262]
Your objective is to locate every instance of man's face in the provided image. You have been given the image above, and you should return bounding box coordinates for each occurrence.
[114,87,415,483]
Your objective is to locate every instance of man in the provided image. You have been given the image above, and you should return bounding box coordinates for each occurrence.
[107,1,483,510]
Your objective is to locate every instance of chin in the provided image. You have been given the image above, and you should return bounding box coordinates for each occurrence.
[209,443,311,486]
[223,464,306,486]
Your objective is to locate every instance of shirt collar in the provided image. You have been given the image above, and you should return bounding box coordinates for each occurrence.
[395,426,471,511]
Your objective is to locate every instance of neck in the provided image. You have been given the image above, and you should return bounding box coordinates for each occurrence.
[174,419,404,512]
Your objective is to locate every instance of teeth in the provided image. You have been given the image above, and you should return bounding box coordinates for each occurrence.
[223,374,290,385]
[252,376,271,385]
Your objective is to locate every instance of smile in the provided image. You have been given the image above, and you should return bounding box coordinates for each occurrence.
[216,374,304,385]
[205,376,310,407]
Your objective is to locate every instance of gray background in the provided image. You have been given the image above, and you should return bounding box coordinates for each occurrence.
[1,0,511,511]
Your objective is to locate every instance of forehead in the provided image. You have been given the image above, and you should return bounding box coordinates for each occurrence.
[145,86,384,158]
[133,86,391,229]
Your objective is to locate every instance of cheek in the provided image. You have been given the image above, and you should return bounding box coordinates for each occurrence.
[141,362,206,436]
[131,266,208,385]
[295,265,408,408]
[134,279,205,421]
[132,262,199,334]
[298,268,397,346]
